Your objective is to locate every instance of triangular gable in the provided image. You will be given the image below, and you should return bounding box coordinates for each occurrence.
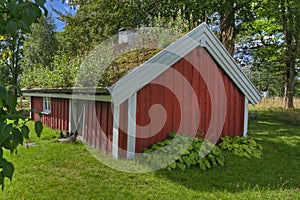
[108,23,261,106]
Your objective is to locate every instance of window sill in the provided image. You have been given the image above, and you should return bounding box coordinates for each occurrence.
[41,111,51,115]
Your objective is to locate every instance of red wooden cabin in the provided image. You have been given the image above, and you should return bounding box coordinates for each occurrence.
[24,23,260,159]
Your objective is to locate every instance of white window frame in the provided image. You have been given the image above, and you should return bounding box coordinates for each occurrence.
[42,97,51,114]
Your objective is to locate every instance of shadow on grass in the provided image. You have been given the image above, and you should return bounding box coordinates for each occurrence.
[154,109,300,193]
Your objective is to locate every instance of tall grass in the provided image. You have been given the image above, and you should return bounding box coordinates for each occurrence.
[250,98,300,126]
[254,97,300,109]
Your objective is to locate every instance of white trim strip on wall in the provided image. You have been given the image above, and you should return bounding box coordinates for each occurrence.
[69,99,72,133]
[112,104,120,159]
[127,93,137,159]
[23,92,112,102]
[29,96,32,119]
[243,97,249,137]
[82,104,86,139]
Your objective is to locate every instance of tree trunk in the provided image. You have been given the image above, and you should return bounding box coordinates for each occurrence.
[283,65,295,108]
[219,10,235,56]
[280,0,299,108]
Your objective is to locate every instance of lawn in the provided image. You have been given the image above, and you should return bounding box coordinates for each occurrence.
[1,100,300,199]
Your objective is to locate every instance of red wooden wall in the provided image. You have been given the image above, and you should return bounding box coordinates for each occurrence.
[31,97,69,131]
[135,47,245,152]
[83,101,113,153]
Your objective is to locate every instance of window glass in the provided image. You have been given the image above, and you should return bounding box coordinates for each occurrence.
[43,97,51,114]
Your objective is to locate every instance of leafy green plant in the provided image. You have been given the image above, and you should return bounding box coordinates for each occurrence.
[142,132,225,171]
[220,136,263,158]
[0,85,43,189]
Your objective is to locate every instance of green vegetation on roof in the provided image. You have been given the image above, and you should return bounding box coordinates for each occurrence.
[98,48,161,87]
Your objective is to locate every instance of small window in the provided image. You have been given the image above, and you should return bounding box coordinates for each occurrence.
[42,97,51,114]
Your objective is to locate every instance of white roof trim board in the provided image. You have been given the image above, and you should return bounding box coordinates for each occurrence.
[23,92,112,102]
[108,23,261,106]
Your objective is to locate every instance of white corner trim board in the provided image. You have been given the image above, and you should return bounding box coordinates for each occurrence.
[69,99,72,133]
[127,93,137,159]
[112,104,120,159]
[243,97,249,137]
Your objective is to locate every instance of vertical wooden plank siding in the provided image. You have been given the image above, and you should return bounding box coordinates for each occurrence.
[118,100,128,158]
[82,100,114,153]
[31,97,69,131]
[31,97,114,154]
[31,97,43,121]
[135,47,246,152]
[107,104,114,153]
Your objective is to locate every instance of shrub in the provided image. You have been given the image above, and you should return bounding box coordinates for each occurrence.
[220,136,263,158]
[142,132,225,171]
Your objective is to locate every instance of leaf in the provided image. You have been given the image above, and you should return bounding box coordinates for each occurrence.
[30,109,42,118]
[0,172,3,190]
[198,160,206,171]
[210,157,218,167]
[156,141,165,147]
[248,139,257,146]
[35,0,46,7]
[21,125,30,139]
[11,128,23,145]
[1,124,12,141]
[168,131,177,138]
[177,162,186,171]
[168,161,176,169]
[0,158,14,181]
[204,159,211,169]
[6,21,18,34]
[216,156,225,166]
[34,121,43,137]
[244,146,252,154]
[7,3,18,18]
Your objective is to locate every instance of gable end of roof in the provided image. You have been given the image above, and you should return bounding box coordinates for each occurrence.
[109,23,261,106]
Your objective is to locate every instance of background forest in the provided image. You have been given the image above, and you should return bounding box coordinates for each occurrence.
[1,0,299,108]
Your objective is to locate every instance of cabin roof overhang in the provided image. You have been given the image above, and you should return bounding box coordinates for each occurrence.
[108,23,261,106]
[22,87,112,102]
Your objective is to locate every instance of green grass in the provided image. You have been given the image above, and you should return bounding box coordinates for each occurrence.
[1,106,300,199]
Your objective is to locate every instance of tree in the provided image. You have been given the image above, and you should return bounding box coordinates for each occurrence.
[279,0,300,108]
[134,0,255,56]
[0,0,47,96]
[0,30,25,96]
[0,0,45,189]
[57,0,138,57]
[22,15,59,70]
[237,0,300,108]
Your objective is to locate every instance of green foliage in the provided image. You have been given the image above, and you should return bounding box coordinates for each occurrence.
[0,85,43,189]
[57,0,139,57]
[142,132,225,171]
[237,0,300,107]
[21,53,81,89]
[97,48,161,87]
[220,136,263,159]
[0,0,46,35]
[0,0,47,96]
[21,15,59,69]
